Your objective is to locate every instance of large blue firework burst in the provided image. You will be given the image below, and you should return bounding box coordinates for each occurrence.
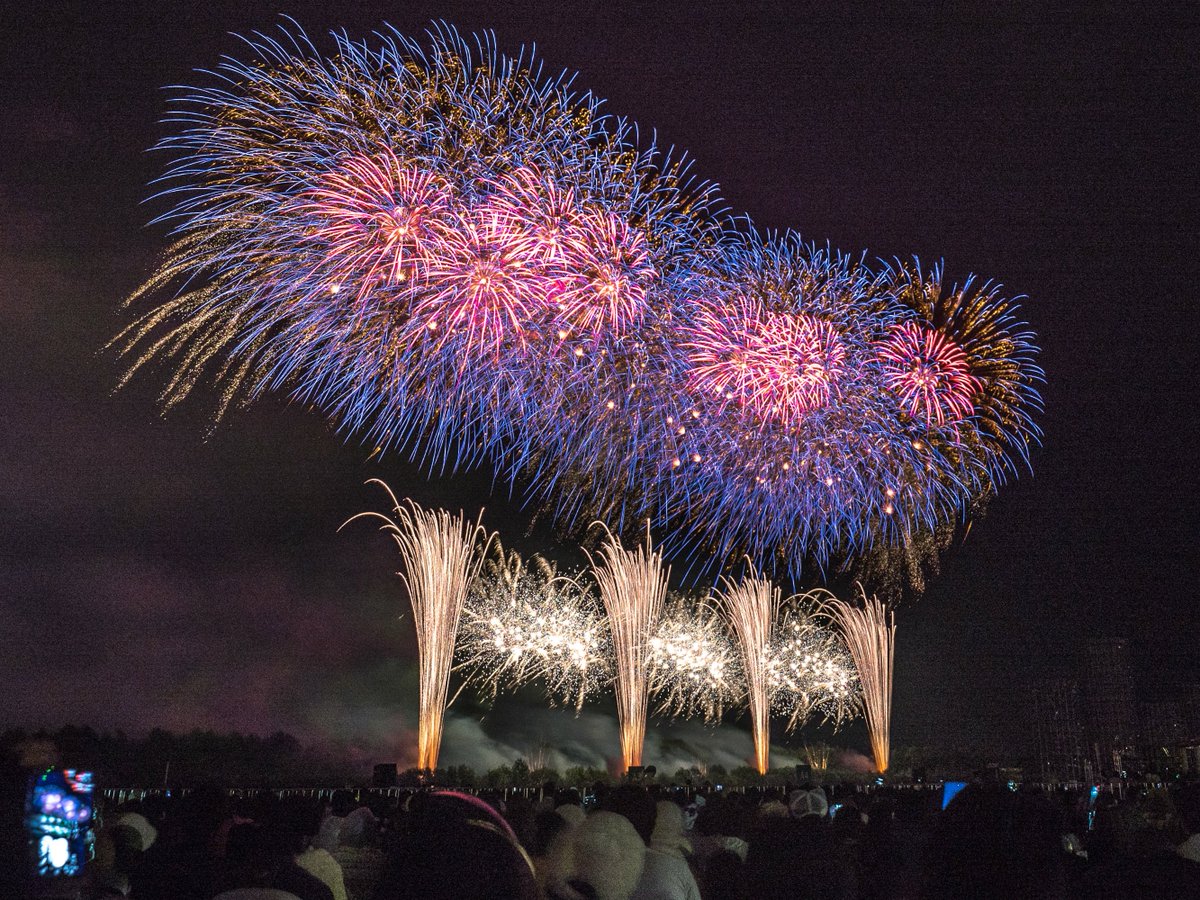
[115,22,1043,582]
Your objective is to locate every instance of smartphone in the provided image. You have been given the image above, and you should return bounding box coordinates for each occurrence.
[25,769,95,877]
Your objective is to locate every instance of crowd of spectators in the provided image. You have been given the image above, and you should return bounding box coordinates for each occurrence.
[31,776,1200,899]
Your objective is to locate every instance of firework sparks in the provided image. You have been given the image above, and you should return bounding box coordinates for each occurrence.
[556,210,657,335]
[588,525,669,772]
[877,322,979,426]
[685,304,846,425]
[713,575,861,774]
[767,600,860,730]
[647,596,740,723]
[713,573,782,775]
[484,166,586,266]
[457,542,610,711]
[822,589,895,774]
[298,150,454,298]
[417,205,545,351]
[342,480,491,770]
[118,24,1043,582]
[803,741,832,774]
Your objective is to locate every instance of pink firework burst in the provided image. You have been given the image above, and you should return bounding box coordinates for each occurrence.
[685,307,846,425]
[416,205,545,350]
[301,150,454,297]
[877,322,979,425]
[484,167,586,265]
[554,210,657,335]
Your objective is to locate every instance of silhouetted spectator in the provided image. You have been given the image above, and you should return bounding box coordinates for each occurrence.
[631,799,700,900]
[214,821,333,900]
[1177,782,1200,863]
[1077,792,1200,900]
[281,797,347,900]
[372,791,538,900]
[922,782,1066,900]
[744,815,855,900]
[542,810,646,900]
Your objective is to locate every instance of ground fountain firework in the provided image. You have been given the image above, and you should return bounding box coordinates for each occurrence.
[342,481,491,771]
[587,526,670,772]
[823,590,896,774]
[456,538,860,771]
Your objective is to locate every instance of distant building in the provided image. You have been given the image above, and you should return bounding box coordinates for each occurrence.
[1083,638,1138,775]
[1184,682,1200,740]
[1140,699,1188,775]
[1140,700,1185,748]
[1031,678,1089,782]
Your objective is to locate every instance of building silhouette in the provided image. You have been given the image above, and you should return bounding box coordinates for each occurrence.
[1031,677,1089,782]
[1082,637,1138,775]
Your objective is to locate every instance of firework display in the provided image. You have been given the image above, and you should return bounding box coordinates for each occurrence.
[118,23,1042,579]
[712,574,780,776]
[647,597,740,723]
[803,741,832,775]
[341,481,491,770]
[454,541,860,770]
[588,527,670,771]
[456,542,611,711]
[823,591,896,774]
[766,600,860,730]
[712,576,859,774]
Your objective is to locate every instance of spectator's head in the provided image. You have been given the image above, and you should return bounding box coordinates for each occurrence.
[650,800,691,855]
[703,848,743,900]
[376,790,538,900]
[1178,783,1200,835]
[278,795,325,852]
[115,810,157,853]
[555,788,582,809]
[330,788,358,817]
[531,810,570,857]
[542,810,646,900]
[788,787,828,820]
[223,823,285,888]
[744,817,852,900]
[601,786,656,846]
[925,783,1066,900]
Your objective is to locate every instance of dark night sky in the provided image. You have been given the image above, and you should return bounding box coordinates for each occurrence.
[1,1,1197,769]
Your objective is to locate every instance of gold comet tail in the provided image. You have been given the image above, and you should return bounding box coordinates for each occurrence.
[342,480,490,771]
[588,524,668,773]
[714,573,782,775]
[824,590,895,774]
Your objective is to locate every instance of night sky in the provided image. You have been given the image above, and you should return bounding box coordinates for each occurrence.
[2,1,1197,770]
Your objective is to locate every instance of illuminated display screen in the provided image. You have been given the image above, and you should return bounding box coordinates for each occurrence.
[25,768,95,877]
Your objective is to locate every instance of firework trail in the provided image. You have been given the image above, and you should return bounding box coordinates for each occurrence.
[804,741,832,774]
[713,573,781,775]
[342,480,491,770]
[588,525,669,771]
[823,589,895,774]
[118,24,1043,581]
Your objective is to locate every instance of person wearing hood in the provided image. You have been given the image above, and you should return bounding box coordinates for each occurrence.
[629,800,701,900]
[542,810,647,900]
